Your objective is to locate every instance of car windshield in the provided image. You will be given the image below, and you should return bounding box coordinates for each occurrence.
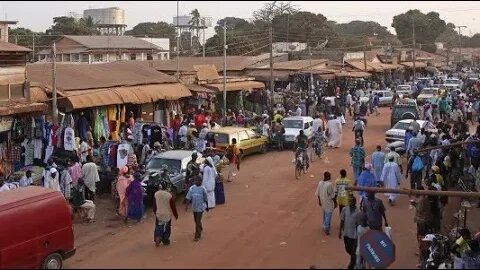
[421,89,436,95]
[393,107,417,118]
[282,119,303,129]
[146,158,182,174]
[210,133,229,144]
[445,79,459,84]
[392,122,411,130]
[398,86,411,91]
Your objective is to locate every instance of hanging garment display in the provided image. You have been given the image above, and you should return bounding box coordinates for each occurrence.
[44,145,54,164]
[33,139,43,160]
[63,127,75,151]
[24,141,35,166]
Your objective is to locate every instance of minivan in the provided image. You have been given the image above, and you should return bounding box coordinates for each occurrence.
[0,187,75,269]
[281,116,314,146]
[208,127,269,157]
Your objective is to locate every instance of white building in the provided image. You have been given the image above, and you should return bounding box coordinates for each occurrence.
[272,42,307,53]
[37,35,169,63]
[139,38,170,60]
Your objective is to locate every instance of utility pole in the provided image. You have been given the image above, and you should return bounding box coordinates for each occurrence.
[286,14,289,52]
[176,0,180,79]
[269,25,274,108]
[223,21,227,125]
[202,18,206,63]
[412,17,416,81]
[51,42,58,125]
[457,26,467,64]
[363,34,367,72]
[32,34,35,62]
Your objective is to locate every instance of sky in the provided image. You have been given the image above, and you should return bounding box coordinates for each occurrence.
[1,1,479,39]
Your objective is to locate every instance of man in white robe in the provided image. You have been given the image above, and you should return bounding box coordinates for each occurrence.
[81,155,100,201]
[380,156,402,206]
[202,157,217,209]
[326,117,343,148]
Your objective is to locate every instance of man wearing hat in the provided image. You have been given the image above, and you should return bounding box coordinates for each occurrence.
[45,167,61,192]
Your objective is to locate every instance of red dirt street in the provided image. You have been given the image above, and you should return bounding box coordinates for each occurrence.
[66,108,421,269]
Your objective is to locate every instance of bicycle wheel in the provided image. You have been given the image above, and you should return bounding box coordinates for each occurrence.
[295,164,301,179]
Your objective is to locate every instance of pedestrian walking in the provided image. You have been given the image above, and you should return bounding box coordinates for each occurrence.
[226,138,241,182]
[81,155,100,202]
[362,192,388,231]
[202,157,217,209]
[371,145,385,183]
[125,172,145,223]
[411,186,432,266]
[355,213,370,269]
[153,181,178,246]
[380,156,402,206]
[335,169,353,216]
[339,195,361,269]
[350,139,365,183]
[406,151,424,190]
[315,171,336,235]
[185,175,209,241]
[116,166,133,220]
[357,163,377,209]
[71,178,96,223]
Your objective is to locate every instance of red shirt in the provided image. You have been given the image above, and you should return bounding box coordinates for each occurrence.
[172,118,182,132]
[194,114,205,127]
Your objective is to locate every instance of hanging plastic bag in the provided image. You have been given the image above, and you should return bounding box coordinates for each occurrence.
[384,226,392,240]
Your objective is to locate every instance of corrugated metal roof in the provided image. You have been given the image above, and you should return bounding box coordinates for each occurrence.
[205,81,265,92]
[245,69,293,81]
[400,62,427,68]
[61,35,160,50]
[30,86,48,102]
[0,102,47,116]
[27,61,177,91]
[0,40,31,52]
[187,84,216,93]
[250,59,328,70]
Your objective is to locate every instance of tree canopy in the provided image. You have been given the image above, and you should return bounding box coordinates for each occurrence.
[391,9,446,53]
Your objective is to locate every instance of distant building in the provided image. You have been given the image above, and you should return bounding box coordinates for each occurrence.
[139,38,170,60]
[37,35,168,63]
[272,42,307,53]
[0,20,18,42]
[83,7,126,35]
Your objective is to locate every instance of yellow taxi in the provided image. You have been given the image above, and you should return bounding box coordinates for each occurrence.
[207,127,269,157]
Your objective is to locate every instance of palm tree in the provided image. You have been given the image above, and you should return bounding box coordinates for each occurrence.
[189,9,201,37]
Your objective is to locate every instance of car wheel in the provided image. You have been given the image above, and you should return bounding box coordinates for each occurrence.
[42,253,63,269]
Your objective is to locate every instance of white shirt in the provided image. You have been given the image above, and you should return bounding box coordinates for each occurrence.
[19,176,32,187]
[296,107,302,116]
[312,118,323,133]
[179,125,188,142]
[0,183,10,192]
[262,123,270,137]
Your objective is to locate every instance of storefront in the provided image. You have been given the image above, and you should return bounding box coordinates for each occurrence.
[0,102,48,178]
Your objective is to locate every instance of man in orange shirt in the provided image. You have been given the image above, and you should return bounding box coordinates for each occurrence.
[226,138,241,182]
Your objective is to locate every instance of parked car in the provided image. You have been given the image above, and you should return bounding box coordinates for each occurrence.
[281,116,314,146]
[0,186,76,269]
[141,150,205,202]
[385,119,426,143]
[416,87,440,104]
[396,85,412,98]
[207,127,269,156]
[444,78,461,89]
[390,98,420,127]
[360,90,393,106]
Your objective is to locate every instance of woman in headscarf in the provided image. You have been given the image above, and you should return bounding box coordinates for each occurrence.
[202,157,217,209]
[125,172,145,223]
[326,114,343,148]
[116,166,133,219]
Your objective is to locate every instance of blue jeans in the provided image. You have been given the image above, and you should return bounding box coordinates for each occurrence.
[323,210,333,232]
[154,219,171,245]
[352,165,363,182]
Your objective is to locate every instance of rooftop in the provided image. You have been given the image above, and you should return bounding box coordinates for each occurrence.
[0,40,31,52]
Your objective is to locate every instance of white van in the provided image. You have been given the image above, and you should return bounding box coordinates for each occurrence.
[281,116,314,145]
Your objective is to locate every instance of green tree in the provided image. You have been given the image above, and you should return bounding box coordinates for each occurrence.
[46,16,99,36]
[330,20,402,48]
[465,33,480,47]
[205,17,262,56]
[8,27,46,62]
[391,9,446,53]
[271,11,338,48]
[189,9,201,37]
[125,21,176,49]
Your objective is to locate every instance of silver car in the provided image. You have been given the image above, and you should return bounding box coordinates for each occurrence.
[142,150,205,197]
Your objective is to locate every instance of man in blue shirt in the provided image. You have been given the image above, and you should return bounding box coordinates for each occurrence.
[357,163,377,209]
[350,139,365,183]
[371,145,385,183]
[372,93,380,116]
[185,175,209,241]
[404,127,414,154]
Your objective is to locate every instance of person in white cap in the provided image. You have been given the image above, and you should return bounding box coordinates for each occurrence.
[45,167,61,192]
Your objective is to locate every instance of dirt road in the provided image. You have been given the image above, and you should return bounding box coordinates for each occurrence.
[66,108,420,269]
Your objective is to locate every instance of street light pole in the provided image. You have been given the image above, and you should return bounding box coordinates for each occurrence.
[457,26,467,64]
[51,42,58,125]
[223,21,227,125]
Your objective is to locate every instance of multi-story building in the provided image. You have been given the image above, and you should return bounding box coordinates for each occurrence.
[37,35,169,63]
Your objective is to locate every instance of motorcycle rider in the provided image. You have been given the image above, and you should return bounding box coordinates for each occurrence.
[294,130,309,170]
[352,117,365,145]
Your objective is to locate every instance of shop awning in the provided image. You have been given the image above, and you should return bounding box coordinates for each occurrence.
[135,83,191,101]
[245,69,292,81]
[205,81,265,92]
[113,87,150,104]
[334,71,371,78]
[318,74,336,80]
[187,84,216,93]
[400,62,427,69]
[0,102,48,116]
[29,86,49,102]
[61,89,124,110]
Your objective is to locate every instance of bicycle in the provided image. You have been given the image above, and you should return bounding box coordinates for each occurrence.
[310,138,327,162]
[295,151,307,179]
